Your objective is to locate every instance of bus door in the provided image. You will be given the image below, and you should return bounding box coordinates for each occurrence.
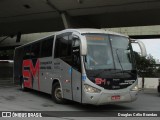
[54,33,73,100]
[54,33,82,102]
[71,34,82,103]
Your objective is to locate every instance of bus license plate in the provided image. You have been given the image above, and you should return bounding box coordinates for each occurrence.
[111,95,120,100]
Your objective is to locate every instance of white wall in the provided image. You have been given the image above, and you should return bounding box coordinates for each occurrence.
[138,78,159,89]
[106,25,160,36]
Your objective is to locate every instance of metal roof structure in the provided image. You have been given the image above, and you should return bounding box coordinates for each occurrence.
[1,0,160,36]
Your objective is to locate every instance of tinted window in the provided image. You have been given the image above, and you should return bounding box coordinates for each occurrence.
[23,45,31,59]
[30,42,40,58]
[41,37,54,57]
[110,35,133,70]
[54,34,72,58]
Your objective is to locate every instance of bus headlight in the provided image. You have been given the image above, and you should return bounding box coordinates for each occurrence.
[84,84,101,93]
[131,85,138,91]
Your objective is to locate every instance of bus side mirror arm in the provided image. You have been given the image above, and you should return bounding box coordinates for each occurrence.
[131,39,147,57]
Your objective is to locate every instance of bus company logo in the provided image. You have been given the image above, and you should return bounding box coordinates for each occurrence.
[22,59,40,90]
[95,78,106,85]
[2,112,42,118]
[2,112,11,117]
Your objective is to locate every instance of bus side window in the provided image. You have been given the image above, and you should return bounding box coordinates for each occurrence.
[55,35,72,57]
[54,33,72,65]
[23,45,31,60]
[30,42,40,59]
[41,37,54,58]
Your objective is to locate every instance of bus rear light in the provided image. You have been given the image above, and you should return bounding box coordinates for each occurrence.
[84,84,101,93]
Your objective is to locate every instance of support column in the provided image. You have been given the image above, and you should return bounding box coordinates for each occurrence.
[61,13,69,29]
[61,12,71,29]
[46,0,73,29]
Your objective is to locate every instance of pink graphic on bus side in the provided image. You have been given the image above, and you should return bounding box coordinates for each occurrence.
[22,59,40,90]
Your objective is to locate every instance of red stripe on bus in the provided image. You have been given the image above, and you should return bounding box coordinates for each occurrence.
[22,59,40,90]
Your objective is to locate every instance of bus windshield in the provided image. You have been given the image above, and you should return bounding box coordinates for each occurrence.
[83,33,135,71]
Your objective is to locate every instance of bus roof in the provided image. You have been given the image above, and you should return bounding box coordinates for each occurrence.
[57,28,128,37]
[16,28,128,49]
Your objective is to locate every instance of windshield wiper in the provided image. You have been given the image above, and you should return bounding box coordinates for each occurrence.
[115,49,137,76]
[115,49,124,73]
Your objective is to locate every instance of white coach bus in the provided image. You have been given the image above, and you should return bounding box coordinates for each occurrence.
[14,29,146,105]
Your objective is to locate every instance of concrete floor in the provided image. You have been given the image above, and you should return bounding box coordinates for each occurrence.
[0,85,159,119]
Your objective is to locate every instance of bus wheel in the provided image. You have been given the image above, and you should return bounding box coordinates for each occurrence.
[158,85,160,93]
[52,82,64,104]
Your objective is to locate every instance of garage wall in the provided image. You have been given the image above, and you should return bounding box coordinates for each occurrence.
[0,62,13,85]
[138,78,159,89]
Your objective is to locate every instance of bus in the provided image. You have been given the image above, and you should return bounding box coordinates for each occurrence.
[14,29,146,105]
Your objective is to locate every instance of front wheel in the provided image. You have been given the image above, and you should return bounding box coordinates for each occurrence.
[158,85,160,93]
[52,82,65,104]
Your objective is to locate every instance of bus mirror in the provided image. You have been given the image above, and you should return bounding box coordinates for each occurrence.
[72,35,79,40]
[131,39,147,57]
[72,33,87,55]
[80,36,87,55]
[72,35,80,47]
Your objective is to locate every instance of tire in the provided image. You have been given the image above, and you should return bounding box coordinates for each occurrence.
[52,82,64,104]
[158,85,160,93]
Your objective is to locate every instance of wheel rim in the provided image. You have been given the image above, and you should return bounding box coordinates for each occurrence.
[55,87,62,100]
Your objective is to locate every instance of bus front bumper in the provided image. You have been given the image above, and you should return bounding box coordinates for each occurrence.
[82,90,138,105]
